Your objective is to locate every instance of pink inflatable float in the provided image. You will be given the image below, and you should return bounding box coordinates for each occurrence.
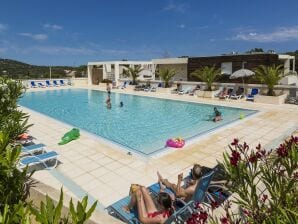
[166,137,185,148]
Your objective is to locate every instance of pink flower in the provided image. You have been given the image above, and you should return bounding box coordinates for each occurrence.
[249,154,257,163]
[230,150,241,166]
[243,142,249,150]
[220,217,229,224]
[256,149,266,159]
[211,200,219,210]
[277,144,288,158]
[231,138,239,146]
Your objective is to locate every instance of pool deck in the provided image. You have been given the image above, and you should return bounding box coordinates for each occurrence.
[22,85,298,212]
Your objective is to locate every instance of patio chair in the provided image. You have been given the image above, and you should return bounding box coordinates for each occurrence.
[21,143,46,156]
[189,87,197,96]
[112,81,118,89]
[286,87,298,104]
[45,80,53,87]
[53,80,60,87]
[230,87,244,100]
[60,80,66,86]
[30,81,38,88]
[246,88,259,101]
[178,87,192,95]
[215,86,224,97]
[164,168,217,223]
[218,88,229,99]
[121,81,128,89]
[18,151,59,170]
[38,82,46,88]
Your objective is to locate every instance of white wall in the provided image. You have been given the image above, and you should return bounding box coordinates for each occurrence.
[157,64,188,81]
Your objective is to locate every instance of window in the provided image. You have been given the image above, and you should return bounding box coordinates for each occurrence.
[221,62,232,75]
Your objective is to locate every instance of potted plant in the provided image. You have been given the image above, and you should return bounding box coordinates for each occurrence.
[254,65,287,104]
[191,66,221,98]
[123,65,143,85]
[158,68,176,88]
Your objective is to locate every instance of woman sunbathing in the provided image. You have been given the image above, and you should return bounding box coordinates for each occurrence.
[123,184,173,224]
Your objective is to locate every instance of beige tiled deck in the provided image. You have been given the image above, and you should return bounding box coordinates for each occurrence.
[22,85,298,209]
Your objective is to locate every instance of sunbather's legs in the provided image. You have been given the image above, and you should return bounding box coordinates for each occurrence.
[157,171,188,199]
[140,186,158,213]
[122,191,137,213]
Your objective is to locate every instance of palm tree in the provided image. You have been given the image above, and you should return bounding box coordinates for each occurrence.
[158,68,176,88]
[191,66,221,91]
[255,65,283,96]
[124,65,143,85]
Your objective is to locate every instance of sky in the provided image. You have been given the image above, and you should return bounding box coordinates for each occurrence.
[0,0,298,66]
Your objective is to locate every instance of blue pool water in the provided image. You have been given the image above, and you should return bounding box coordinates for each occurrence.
[19,89,256,155]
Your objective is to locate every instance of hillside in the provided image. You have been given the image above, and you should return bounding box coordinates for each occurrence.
[0,58,87,79]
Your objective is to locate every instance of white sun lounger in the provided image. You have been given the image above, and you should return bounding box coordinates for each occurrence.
[18,151,58,170]
[21,143,46,156]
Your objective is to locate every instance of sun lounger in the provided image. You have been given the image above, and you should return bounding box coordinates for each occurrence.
[21,143,46,156]
[107,196,139,224]
[246,88,259,101]
[30,81,38,88]
[53,80,60,87]
[178,87,192,95]
[112,81,118,89]
[38,82,46,88]
[286,87,298,104]
[60,80,66,86]
[218,88,230,99]
[164,168,217,223]
[18,151,58,170]
[230,87,244,100]
[46,80,53,87]
[121,81,128,89]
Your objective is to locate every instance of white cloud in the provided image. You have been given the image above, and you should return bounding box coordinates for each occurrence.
[33,46,95,55]
[43,23,63,30]
[232,26,298,42]
[19,33,48,40]
[0,23,8,31]
[163,1,187,13]
[178,24,185,29]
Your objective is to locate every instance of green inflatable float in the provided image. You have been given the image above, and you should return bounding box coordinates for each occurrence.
[58,128,80,145]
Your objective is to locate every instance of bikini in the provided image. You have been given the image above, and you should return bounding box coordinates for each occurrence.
[147,210,170,218]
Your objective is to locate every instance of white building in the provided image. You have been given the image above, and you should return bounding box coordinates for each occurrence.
[87,61,154,85]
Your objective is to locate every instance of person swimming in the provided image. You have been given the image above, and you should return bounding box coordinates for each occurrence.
[120,101,123,107]
[213,107,222,122]
[106,96,112,109]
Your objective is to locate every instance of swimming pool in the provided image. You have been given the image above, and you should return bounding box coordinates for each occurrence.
[19,89,256,155]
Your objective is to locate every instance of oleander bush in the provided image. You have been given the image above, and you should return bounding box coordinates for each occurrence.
[0,78,97,223]
[187,137,298,224]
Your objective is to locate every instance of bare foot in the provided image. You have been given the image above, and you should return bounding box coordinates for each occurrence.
[122,205,131,213]
[178,173,183,182]
[157,171,164,183]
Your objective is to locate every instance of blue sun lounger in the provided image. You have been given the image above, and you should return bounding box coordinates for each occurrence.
[107,167,217,224]
[60,80,66,86]
[21,143,46,156]
[53,80,60,87]
[107,196,139,224]
[18,151,58,170]
[46,80,53,87]
[30,81,38,88]
[38,82,46,88]
[246,88,259,101]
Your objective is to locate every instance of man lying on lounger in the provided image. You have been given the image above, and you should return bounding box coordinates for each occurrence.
[157,164,227,202]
